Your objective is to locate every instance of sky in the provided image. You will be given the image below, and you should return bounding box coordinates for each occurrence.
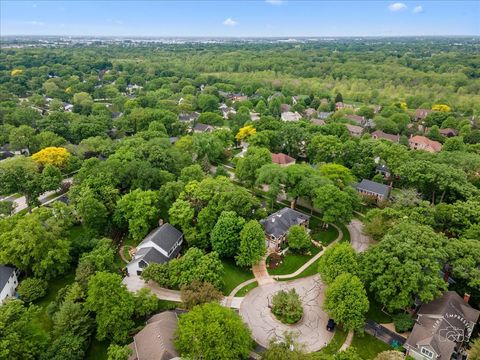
[1,1,479,37]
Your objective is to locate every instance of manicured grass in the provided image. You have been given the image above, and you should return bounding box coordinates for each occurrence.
[337,222,350,242]
[268,244,321,276]
[351,333,392,359]
[310,217,339,245]
[308,328,348,358]
[277,258,320,281]
[366,295,392,324]
[221,259,254,295]
[235,281,258,297]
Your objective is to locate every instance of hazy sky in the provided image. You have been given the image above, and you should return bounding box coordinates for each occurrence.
[1,1,479,37]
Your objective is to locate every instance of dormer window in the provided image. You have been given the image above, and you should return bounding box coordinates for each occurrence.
[421,347,434,359]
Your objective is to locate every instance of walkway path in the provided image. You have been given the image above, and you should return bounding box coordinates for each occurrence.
[348,219,374,253]
[339,331,354,351]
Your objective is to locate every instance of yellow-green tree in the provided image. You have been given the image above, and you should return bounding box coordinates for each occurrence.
[235,125,256,142]
[32,147,71,168]
[432,104,452,112]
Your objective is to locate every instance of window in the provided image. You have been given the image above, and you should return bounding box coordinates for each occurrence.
[421,347,434,359]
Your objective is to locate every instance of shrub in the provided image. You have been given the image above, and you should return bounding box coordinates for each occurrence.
[17,278,48,302]
[180,281,223,309]
[271,289,303,324]
[393,313,414,333]
[287,225,311,253]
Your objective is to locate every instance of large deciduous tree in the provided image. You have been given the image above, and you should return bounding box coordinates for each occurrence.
[210,211,245,258]
[235,146,272,188]
[236,220,266,267]
[324,273,369,331]
[287,225,311,253]
[318,243,359,284]
[175,303,252,360]
[314,184,357,224]
[359,222,447,311]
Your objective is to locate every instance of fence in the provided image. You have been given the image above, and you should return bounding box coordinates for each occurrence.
[365,320,407,348]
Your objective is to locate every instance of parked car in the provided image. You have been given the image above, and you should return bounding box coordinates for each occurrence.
[327,319,335,331]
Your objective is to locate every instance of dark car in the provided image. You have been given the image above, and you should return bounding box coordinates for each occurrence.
[327,319,335,331]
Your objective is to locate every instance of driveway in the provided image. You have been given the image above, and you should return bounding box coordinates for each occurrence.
[347,219,374,253]
[239,275,334,352]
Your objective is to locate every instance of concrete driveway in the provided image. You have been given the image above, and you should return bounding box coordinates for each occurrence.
[347,219,374,253]
[239,275,334,352]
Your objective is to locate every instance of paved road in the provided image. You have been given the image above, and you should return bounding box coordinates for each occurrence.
[239,275,334,352]
[347,219,374,253]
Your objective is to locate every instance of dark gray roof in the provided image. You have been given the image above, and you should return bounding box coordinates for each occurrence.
[356,179,390,198]
[138,247,170,266]
[139,224,183,253]
[260,207,310,239]
[405,292,480,360]
[193,123,213,132]
[0,265,15,291]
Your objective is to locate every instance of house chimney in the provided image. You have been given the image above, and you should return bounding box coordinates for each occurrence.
[464,293,471,304]
[158,219,164,227]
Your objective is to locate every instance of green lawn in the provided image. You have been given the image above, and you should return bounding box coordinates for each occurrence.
[268,244,321,276]
[32,271,76,334]
[366,295,392,324]
[308,328,348,358]
[85,339,110,360]
[221,259,254,295]
[337,222,350,242]
[277,258,320,281]
[310,217,339,245]
[235,281,258,297]
[351,333,392,359]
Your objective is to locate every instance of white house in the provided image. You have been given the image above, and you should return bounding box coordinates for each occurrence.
[126,223,183,276]
[0,265,19,305]
[281,111,302,122]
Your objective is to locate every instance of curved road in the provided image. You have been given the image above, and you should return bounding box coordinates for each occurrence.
[347,219,374,253]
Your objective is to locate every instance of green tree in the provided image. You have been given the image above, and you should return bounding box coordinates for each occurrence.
[114,189,160,241]
[175,303,252,360]
[107,345,132,360]
[236,220,267,267]
[445,238,480,290]
[324,273,369,331]
[74,187,108,232]
[287,225,311,253]
[133,288,159,318]
[262,333,306,360]
[359,222,447,311]
[85,272,135,343]
[180,280,223,309]
[211,211,245,258]
[0,300,45,359]
[271,289,303,324]
[235,146,272,187]
[9,125,37,152]
[17,278,48,302]
[318,243,358,284]
[314,184,357,224]
[179,164,204,183]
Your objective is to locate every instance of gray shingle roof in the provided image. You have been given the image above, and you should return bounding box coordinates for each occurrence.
[260,207,310,239]
[356,179,390,198]
[0,265,15,292]
[139,224,183,254]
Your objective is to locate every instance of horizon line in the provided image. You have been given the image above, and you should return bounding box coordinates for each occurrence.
[2,34,479,38]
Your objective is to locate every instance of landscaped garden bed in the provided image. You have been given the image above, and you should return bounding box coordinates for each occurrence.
[267,243,322,276]
[271,289,303,324]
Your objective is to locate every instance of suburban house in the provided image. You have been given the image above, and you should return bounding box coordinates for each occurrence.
[415,109,433,121]
[219,103,236,119]
[404,292,479,360]
[260,208,310,251]
[345,124,363,137]
[371,130,400,143]
[192,123,215,133]
[439,128,458,137]
[281,111,302,122]
[304,108,317,119]
[128,311,179,360]
[250,112,260,121]
[356,179,391,201]
[271,152,296,167]
[335,102,356,111]
[409,135,442,153]
[344,114,365,126]
[317,111,332,120]
[0,265,19,305]
[280,104,292,113]
[126,223,183,276]
[311,119,326,126]
[178,111,200,123]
